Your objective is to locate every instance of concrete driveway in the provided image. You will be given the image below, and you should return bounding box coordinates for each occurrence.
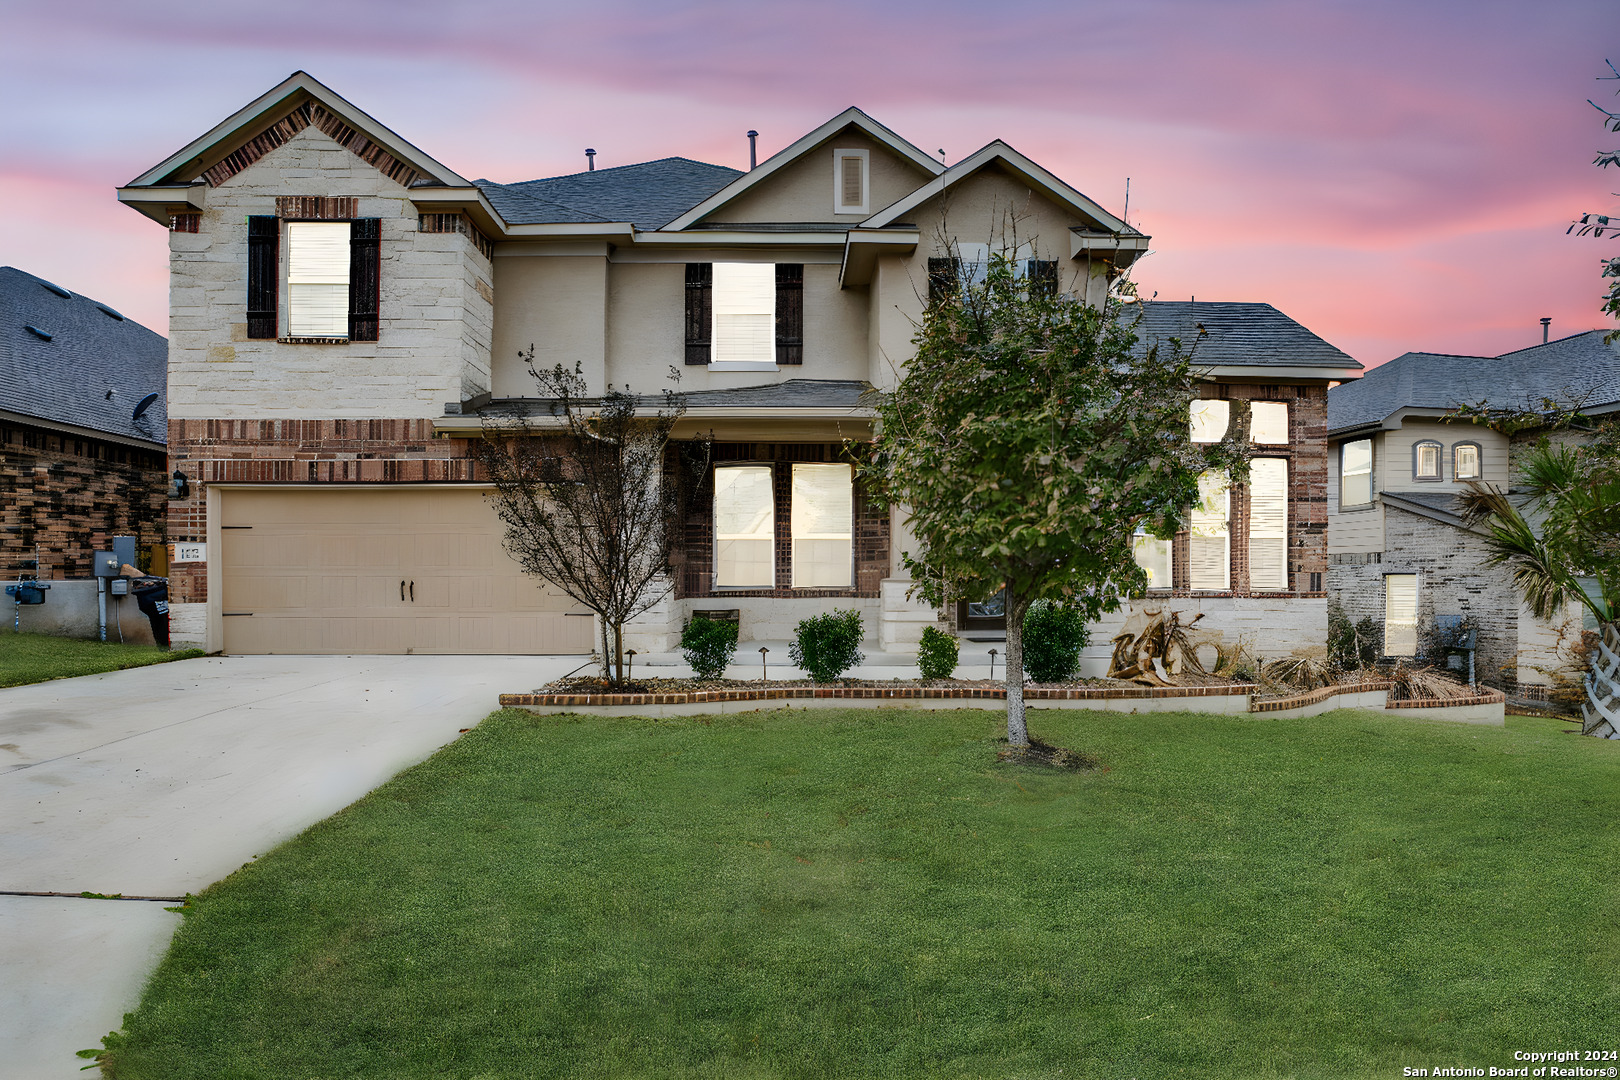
[0,653,578,1080]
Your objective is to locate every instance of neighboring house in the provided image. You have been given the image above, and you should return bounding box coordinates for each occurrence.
[117,71,1357,658]
[1326,329,1620,694]
[0,266,168,579]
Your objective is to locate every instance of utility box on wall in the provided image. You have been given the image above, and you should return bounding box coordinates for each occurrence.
[92,551,121,578]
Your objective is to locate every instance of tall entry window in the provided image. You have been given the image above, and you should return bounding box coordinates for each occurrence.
[714,465,775,587]
[790,463,854,588]
[1189,472,1230,590]
[1384,574,1419,657]
[1248,458,1289,591]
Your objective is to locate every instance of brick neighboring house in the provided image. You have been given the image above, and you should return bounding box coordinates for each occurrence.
[1326,330,1620,695]
[116,71,1358,658]
[0,266,167,579]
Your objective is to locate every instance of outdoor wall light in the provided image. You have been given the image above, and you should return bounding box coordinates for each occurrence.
[169,470,189,499]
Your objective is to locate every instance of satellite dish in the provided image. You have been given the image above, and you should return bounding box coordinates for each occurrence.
[132,393,159,421]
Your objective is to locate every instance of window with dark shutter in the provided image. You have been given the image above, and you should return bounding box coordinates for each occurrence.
[348,218,381,341]
[775,263,803,365]
[1028,260,1058,297]
[246,216,279,339]
[684,263,712,365]
[927,257,959,304]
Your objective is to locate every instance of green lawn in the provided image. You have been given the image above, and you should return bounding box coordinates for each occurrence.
[100,708,1619,1079]
[0,631,203,687]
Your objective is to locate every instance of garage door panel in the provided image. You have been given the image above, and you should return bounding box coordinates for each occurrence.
[219,487,591,655]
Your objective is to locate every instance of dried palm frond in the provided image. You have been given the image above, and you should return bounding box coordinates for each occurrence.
[1387,663,1477,703]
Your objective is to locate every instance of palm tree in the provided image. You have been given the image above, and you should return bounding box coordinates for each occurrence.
[1458,436,1620,737]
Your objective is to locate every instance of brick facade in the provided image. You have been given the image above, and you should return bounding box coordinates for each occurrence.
[672,441,889,601]
[167,417,479,602]
[2,420,166,578]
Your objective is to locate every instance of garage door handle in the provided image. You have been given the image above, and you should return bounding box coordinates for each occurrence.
[400,580,405,602]
[409,581,414,603]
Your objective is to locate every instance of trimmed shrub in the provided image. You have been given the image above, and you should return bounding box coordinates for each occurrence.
[917,626,960,679]
[1022,601,1089,682]
[681,616,738,681]
[790,609,865,682]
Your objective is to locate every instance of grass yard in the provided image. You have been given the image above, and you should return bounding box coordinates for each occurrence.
[0,631,203,687]
[100,707,1619,1079]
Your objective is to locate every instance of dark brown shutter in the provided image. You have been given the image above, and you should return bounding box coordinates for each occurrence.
[927,257,959,304]
[1028,260,1058,297]
[775,263,803,365]
[348,218,381,342]
[684,263,712,365]
[246,216,279,339]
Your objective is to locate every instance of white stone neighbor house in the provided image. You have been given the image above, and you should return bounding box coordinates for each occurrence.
[116,71,1361,663]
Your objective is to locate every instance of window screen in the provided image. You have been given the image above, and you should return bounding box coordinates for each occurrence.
[1189,472,1230,590]
[1132,530,1172,590]
[1342,439,1373,506]
[1248,458,1288,591]
[712,263,776,363]
[285,222,351,336]
[714,466,775,587]
[791,463,853,588]
[1190,400,1230,443]
[1250,401,1288,444]
[1384,574,1418,656]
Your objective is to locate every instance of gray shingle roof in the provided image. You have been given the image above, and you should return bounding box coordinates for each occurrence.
[678,379,870,409]
[1327,330,1620,435]
[1127,301,1362,372]
[476,157,742,230]
[0,267,167,445]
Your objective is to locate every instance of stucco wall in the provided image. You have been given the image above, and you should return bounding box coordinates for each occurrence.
[168,125,493,419]
[707,128,935,224]
[490,252,609,396]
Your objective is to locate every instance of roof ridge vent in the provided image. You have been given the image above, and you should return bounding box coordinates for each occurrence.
[24,325,54,341]
[95,302,125,321]
[37,279,71,299]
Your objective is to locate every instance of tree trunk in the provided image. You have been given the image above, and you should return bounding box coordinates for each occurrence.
[611,621,626,687]
[599,618,611,682]
[1003,592,1032,748]
[1583,620,1620,739]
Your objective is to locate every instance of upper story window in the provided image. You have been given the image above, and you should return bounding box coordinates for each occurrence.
[1190,399,1229,443]
[1250,401,1289,444]
[1341,439,1373,508]
[1453,442,1481,480]
[246,210,379,342]
[684,263,803,368]
[926,244,1055,303]
[1413,440,1442,481]
[833,149,869,215]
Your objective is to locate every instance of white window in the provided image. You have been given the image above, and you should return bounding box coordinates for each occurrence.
[714,465,775,587]
[1341,439,1373,507]
[833,148,869,215]
[1454,443,1480,480]
[1190,400,1230,443]
[1189,472,1230,590]
[1250,401,1289,444]
[285,222,350,337]
[791,463,853,588]
[1248,458,1288,591]
[1384,574,1418,656]
[712,263,776,365]
[1132,530,1172,590]
[1414,441,1441,480]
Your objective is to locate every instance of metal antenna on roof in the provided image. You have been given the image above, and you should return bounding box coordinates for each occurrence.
[585,148,596,172]
[1123,177,1130,227]
[1540,317,1551,343]
[747,131,758,170]
[938,148,946,165]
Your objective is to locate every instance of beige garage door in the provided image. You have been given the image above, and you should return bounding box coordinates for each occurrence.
[218,486,595,655]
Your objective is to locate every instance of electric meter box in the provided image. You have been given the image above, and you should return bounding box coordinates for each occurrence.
[92,551,121,578]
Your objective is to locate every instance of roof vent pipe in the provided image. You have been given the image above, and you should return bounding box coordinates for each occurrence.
[585,148,596,172]
[1540,317,1551,343]
[747,131,758,170]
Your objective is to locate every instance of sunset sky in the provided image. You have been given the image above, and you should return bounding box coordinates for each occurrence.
[2,0,1615,370]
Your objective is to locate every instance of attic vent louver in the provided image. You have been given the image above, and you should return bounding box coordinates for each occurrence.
[95,303,125,321]
[24,325,53,341]
[37,280,71,299]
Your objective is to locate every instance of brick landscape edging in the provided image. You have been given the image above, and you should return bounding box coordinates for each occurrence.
[1249,681,1392,714]
[1385,686,1506,710]
[499,683,1257,709]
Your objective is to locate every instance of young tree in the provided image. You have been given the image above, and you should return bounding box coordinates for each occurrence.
[1570,59,1620,338]
[478,351,697,686]
[865,245,1244,749]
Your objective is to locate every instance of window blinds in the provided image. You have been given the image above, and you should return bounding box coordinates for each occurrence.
[1250,401,1288,444]
[286,222,351,336]
[712,263,775,362]
[1248,458,1288,591]
[1190,400,1230,443]
[714,466,775,587]
[1384,574,1418,656]
[791,463,853,587]
[1189,471,1230,590]
[1342,440,1373,505]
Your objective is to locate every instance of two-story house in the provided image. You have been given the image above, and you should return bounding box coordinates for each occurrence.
[117,71,1358,661]
[1326,329,1620,693]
